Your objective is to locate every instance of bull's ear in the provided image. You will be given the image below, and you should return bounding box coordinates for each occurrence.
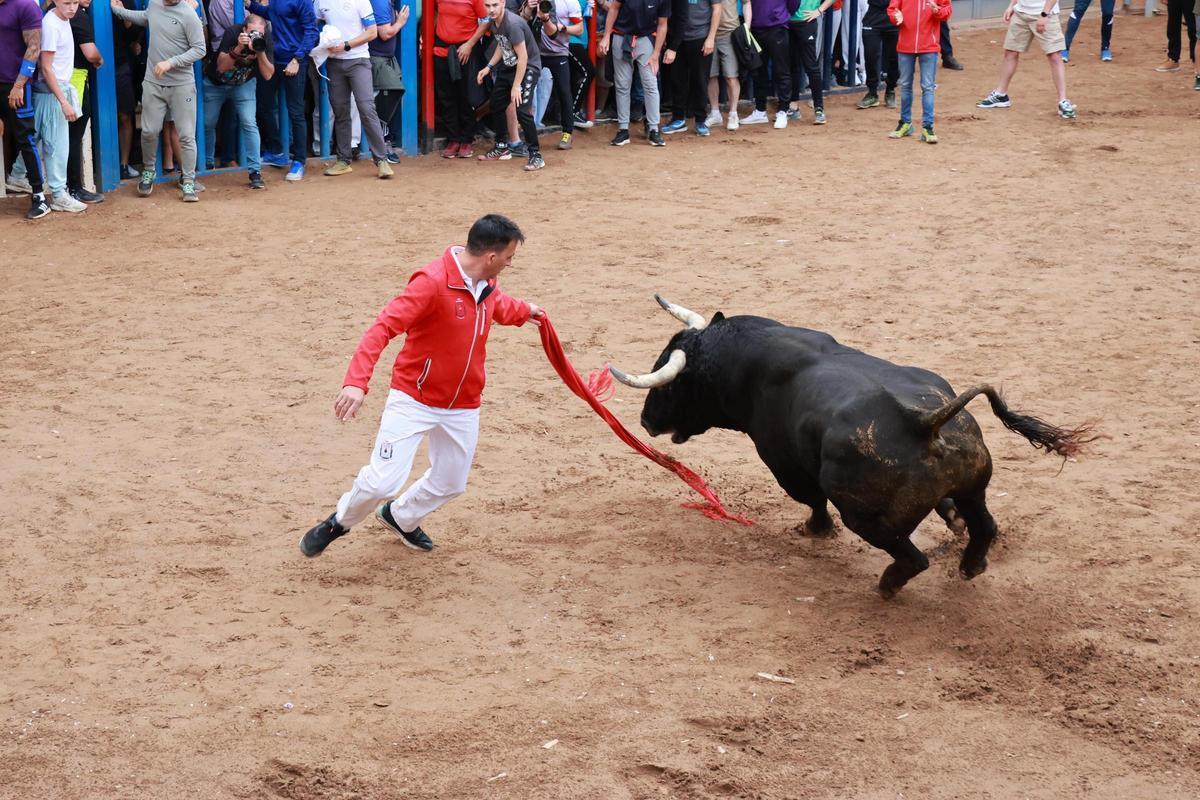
[710,312,725,324]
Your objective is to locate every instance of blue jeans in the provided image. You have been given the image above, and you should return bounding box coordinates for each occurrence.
[203,78,261,173]
[898,52,937,128]
[1065,0,1115,50]
[10,85,76,195]
[533,66,553,127]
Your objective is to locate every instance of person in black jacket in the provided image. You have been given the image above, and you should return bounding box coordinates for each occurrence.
[661,0,721,135]
[859,0,899,109]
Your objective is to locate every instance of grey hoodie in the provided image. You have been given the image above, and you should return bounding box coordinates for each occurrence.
[111,0,206,86]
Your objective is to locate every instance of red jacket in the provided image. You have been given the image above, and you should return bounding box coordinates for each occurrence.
[887,0,951,54]
[343,247,533,409]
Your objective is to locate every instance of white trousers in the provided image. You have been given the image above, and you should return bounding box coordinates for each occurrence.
[335,389,480,531]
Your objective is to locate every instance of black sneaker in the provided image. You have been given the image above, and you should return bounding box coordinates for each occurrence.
[572,110,594,128]
[385,150,401,164]
[121,164,140,179]
[299,512,348,557]
[26,195,51,220]
[72,188,105,204]
[610,129,630,147]
[885,88,897,108]
[249,170,265,189]
[648,128,665,147]
[942,55,964,71]
[137,169,155,197]
[375,502,434,551]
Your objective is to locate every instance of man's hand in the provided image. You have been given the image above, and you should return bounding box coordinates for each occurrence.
[458,40,474,63]
[110,0,121,10]
[663,48,676,65]
[327,40,345,51]
[702,37,714,56]
[802,9,820,21]
[598,33,611,57]
[476,66,489,84]
[153,59,172,78]
[284,58,299,76]
[1036,17,1046,33]
[510,83,522,105]
[1002,4,1014,22]
[238,31,252,50]
[528,302,545,327]
[398,5,410,25]
[893,10,904,24]
[60,97,78,122]
[7,84,24,110]
[334,386,366,421]
[649,53,661,76]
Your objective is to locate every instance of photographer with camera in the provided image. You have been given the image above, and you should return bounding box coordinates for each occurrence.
[202,12,273,189]
[530,0,583,150]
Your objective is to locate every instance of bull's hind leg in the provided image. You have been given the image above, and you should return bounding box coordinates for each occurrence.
[767,463,836,537]
[799,501,836,538]
[935,498,967,535]
[953,492,998,579]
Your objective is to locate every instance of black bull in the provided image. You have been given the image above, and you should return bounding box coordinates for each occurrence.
[609,297,1097,598]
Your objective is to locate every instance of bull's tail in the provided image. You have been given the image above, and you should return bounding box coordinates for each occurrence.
[918,384,1099,459]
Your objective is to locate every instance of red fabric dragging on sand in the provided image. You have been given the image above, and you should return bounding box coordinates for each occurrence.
[538,316,754,526]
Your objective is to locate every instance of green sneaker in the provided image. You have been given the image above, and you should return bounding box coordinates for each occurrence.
[137,169,154,197]
[888,121,913,139]
[920,126,939,144]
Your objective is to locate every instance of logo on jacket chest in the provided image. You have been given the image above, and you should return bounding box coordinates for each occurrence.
[455,297,466,319]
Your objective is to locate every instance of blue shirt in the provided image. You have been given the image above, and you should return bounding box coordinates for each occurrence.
[248,0,319,64]
[368,0,399,57]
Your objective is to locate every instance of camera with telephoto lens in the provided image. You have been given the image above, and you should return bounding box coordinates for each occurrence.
[246,29,267,53]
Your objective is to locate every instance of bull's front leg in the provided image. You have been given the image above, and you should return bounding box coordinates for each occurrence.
[799,502,836,538]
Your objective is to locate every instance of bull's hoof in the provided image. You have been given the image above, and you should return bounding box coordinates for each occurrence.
[878,581,900,600]
[947,516,967,536]
[959,557,988,580]
[796,520,837,539]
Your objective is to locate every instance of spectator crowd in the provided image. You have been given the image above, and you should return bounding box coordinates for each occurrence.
[2,0,1198,218]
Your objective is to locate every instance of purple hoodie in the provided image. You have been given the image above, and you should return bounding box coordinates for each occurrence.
[750,0,802,29]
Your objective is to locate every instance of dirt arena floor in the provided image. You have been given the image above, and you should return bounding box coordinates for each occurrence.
[3,14,1199,800]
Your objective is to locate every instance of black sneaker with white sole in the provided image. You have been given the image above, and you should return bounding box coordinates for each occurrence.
[375,502,434,551]
[299,512,348,557]
[648,128,665,147]
[26,195,51,220]
[611,129,630,146]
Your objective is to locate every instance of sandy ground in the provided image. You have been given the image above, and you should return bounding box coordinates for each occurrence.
[2,15,1199,800]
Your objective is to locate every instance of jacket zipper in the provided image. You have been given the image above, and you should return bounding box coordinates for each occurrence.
[448,294,484,408]
[416,357,432,401]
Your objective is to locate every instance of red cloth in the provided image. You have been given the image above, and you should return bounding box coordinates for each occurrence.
[342,246,532,408]
[538,316,754,526]
[434,0,488,57]
[888,0,952,54]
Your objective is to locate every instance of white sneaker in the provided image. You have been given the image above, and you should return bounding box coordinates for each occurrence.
[704,108,722,127]
[773,110,788,129]
[742,109,769,125]
[727,111,740,130]
[6,174,33,194]
[50,193,87,213]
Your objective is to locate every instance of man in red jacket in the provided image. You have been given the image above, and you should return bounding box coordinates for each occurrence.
[886,0,951,143]
[300,214,545,557]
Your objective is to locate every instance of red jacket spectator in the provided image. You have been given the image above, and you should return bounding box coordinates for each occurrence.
[343,247,533,409]
[887,0,951,54]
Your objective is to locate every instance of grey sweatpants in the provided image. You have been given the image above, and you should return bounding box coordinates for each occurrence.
[141,81,197,183]
[612,34,661,130]
[326,58,388,162]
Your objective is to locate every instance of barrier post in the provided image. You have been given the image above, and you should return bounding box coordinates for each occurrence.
[421,0,435,151]
[92,2,121,191]
[400,1,419,154]
[587,10,596,121]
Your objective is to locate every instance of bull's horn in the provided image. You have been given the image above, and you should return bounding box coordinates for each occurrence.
[608,349,687,389]
[654,294,707,330]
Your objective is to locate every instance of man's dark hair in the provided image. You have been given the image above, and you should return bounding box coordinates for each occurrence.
[466,214,525,255]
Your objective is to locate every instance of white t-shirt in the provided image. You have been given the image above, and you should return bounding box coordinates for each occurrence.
[315,0,378,60]
[1014,0,1060,15]
[41,11,75,86]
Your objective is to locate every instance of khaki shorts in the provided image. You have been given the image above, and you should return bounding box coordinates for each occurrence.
[710,34,739,79]
[1004,11,1066,54]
